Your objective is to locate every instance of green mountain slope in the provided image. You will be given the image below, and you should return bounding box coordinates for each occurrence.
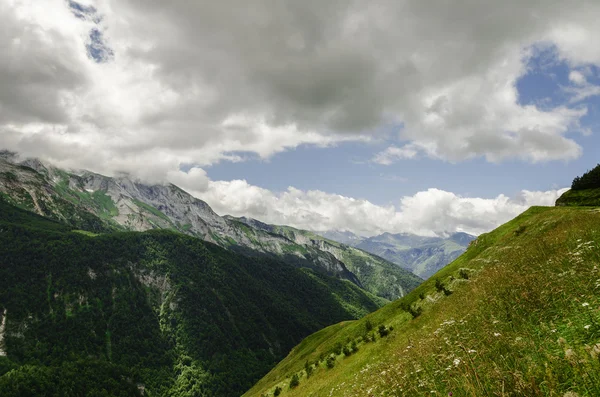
[229,217,423,300]
[0,157,382,291]
[244,205,600,397]
[0,199,383,397]
[556,188,600,207]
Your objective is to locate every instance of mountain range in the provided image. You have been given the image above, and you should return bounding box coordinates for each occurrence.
[321,229,475,279]
[0,154,421,301]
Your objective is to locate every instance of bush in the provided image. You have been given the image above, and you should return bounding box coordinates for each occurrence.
[401,302,422,319]
[572,164,600,190]
[365,319,373,331]
[351,340,358,353]
[459,269,470,280]
[289,373,299,389]
[378,325,390,337]
[343,346,352,357]
[304,361,313,378]
[326,355,336,369]
[274,386,282,396]
[332,342,342,356]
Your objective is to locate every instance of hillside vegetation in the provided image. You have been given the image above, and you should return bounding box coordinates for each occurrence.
[231,217,423,300]
[245,205,600,396]
[557,164,600,207]
[0,199,384,397]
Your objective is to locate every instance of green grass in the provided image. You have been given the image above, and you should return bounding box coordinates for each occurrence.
[72,230,99,237]
[245,206,600,397]
[131,199,172,223]
[556,188,600,207]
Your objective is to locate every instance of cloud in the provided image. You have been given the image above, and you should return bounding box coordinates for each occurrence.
[569,70,587,85]
[2,0,600,177]
[170,170,568,237]
[372,145,419,164]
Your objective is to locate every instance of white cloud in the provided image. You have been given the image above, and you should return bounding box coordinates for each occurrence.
[372,145,419,164]
[2,0,600,177]
[569,70,587,85]
[172,171,568,237]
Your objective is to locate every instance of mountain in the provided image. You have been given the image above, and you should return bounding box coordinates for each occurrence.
[244,204,600,396]
[0,157,418,296]
[228,217,423,300]
[354,231,475,278]
[0,198,384,397]
[321,230,364,246]
[0,156,378,290]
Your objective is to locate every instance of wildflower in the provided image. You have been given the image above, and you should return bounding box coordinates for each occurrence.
[582,302,590,307]
[453,358,461,366]
[590,344,600,360]
[467,349,477,354]
[584,325,591,330]
[493,333,501,337]
[565,349,575,359]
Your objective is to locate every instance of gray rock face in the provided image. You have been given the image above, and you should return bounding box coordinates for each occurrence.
[0,157,359,287]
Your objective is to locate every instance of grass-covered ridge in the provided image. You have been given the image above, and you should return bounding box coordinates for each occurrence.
[245,206,600,396]
[556,187,600,207]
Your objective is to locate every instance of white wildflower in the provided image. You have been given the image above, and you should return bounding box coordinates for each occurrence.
[584,325,591,330]
[493,333,501,337]
[582,302,590,307]
[453,358,461,366]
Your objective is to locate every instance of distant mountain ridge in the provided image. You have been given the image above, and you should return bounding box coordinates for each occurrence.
[322,229,475,279]
[0,156,421,300]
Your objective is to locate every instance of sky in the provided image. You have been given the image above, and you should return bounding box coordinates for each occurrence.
[1,0,600,237]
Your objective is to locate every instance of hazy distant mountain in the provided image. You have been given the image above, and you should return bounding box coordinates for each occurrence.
[321,230,365,246]
[355,232,476,279]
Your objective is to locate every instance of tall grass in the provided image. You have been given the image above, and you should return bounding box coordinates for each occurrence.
[246,207,600,397]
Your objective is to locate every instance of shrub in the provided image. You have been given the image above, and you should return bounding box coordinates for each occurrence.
[459,269,470,279]
[401,302,422,319]
[343,346,352,357]
[365,319,373,331]
[333,342,342,356]
[351,340,358,353]
[304,361,313,378]
[326,355,336,369]
[274,386,282,396]
[289,373,299,389]
[378,325,390,337]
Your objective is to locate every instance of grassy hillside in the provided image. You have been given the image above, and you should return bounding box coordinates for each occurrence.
[245,206,600,396]
[556,188,600,207]
[0,199,383,397]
